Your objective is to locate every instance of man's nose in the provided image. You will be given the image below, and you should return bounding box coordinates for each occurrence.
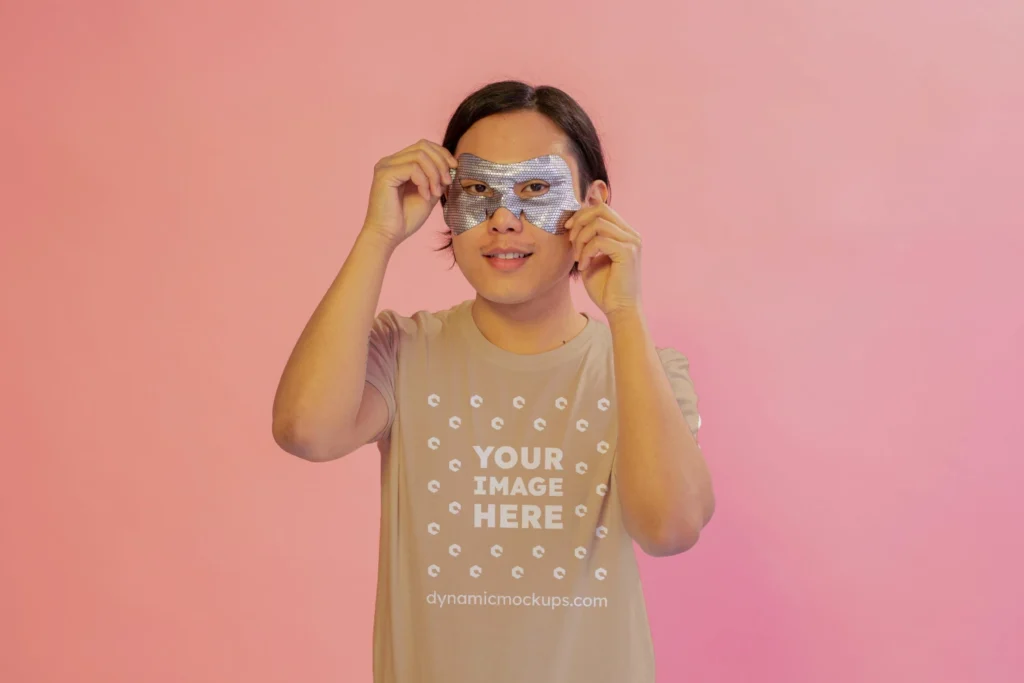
[488,206,524,234]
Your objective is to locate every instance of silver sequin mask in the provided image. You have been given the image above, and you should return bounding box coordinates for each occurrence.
[443,153,581,235]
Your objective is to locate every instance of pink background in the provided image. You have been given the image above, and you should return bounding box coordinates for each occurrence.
[2,1,1022,681]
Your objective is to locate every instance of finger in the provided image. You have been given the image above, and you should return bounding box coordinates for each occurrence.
[566,201,637,238]
[398,140,457,189]
[423,140,459,170]
[410,139,458,170]
[577,235,611,272]
[414,142,457,186]
[571,218,639,263]
[381,162,431,202]
[396,139,458,169]
[564,196,611,229]
[591,202,638,238]
[570,218,602,263]
[389,150,444,196]
[578,235,635,271]
[571,219,602,264]
[564,205,597,232]
[412,149,446,196]
[572,216,638,245]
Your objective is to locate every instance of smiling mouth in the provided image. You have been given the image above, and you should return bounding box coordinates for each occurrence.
[485,252,533,260]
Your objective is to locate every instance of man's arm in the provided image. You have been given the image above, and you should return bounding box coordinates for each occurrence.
[271,230,396,462]
[607,307,715,556]
[272,139,456,461]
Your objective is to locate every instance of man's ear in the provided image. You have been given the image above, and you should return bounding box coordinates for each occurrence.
[583,179,610,207]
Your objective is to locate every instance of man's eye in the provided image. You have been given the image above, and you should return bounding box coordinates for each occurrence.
[464,183,490,195]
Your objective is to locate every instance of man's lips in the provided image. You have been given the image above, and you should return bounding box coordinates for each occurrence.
[484,248,533,271]
[483,247,535,257]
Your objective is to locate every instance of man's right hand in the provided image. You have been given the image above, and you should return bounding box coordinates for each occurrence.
[362,139,459,248]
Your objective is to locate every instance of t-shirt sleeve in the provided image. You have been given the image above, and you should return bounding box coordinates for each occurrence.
[365,310,400,443]
[656,347,702,440]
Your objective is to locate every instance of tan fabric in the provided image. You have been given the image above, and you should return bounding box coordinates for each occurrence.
[364,300,700,683]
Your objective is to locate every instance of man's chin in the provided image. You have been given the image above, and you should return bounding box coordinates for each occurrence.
[458,261,572,307]
[473,285,536,307]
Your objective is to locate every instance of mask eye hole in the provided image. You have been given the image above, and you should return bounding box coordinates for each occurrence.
[461,181,493,197]
[517,180,550,197]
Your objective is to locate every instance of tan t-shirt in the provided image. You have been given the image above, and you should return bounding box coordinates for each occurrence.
[364,300,700,683]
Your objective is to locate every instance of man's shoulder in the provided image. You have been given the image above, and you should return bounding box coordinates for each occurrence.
[373,300,471,342]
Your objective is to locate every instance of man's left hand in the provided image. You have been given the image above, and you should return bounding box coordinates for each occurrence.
[566,200,643,317]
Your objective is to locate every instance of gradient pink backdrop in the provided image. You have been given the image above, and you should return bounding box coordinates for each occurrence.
[2,2,1022,682]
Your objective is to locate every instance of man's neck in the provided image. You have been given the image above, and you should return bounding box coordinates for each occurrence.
[470,286,588,356]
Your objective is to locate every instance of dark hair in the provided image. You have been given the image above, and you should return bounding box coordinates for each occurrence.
[436,80,611,277]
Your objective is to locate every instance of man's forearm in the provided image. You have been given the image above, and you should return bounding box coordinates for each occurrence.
[607,307,715,556]
[272,229,395,455]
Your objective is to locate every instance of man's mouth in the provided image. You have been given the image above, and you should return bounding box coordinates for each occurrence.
[485,252,532,260]
[484,249,534,271]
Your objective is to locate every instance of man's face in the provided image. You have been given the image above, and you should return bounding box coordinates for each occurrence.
[450,110,587,306]
[444,153,581,236]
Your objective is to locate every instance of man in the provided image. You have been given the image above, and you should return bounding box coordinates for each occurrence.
[272,81,715,682]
